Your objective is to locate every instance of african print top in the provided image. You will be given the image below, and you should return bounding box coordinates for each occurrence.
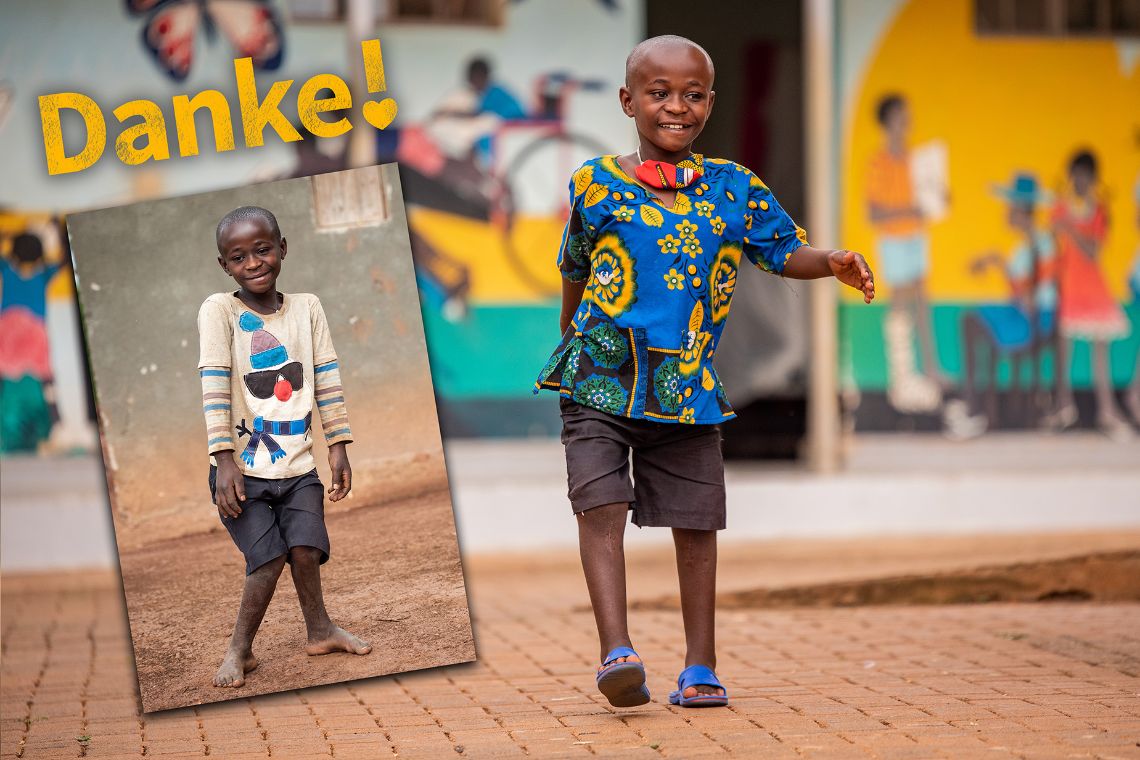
[534,155,807,424]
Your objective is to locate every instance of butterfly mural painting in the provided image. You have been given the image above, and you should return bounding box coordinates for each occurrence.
[125,0,285,82]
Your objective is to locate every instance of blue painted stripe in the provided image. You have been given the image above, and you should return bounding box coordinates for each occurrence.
[316,396,344,407]
[208,436,233,447]
[325,427,352,439]
[200,368,230,377]
[203,404,231,412]
[315,362,339,373]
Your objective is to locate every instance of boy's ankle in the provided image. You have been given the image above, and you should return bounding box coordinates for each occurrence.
[306,621,338,642]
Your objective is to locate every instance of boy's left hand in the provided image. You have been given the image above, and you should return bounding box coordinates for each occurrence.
[327,442,352,502]
[828,249,875,304]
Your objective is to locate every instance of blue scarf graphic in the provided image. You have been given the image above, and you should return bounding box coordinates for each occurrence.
[236,412,312,466]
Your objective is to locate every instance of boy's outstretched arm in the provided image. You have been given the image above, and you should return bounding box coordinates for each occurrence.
[561,279,588,333]
[782,246,876,304]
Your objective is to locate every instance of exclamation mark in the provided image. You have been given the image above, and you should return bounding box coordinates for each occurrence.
[360,39,398,130]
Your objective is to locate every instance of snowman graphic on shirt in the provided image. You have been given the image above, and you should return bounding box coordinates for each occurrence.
[236,311,311,467]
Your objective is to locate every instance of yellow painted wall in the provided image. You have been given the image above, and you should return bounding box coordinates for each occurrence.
[409,208,565,303]
[842,0,1140,302]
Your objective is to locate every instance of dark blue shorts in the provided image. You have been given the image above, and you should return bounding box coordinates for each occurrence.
[209,467,330,575]
[559,399,726,531]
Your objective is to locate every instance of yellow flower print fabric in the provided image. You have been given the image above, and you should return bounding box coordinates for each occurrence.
[543,155,807,424]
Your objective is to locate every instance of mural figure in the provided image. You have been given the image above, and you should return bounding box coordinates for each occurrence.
[391,56,609,319]
[1046,150,1131,440]
[953,173,1056,437]
[867,94,944,413]
[0,220,67,452]
[396,56,529,319]
[1123,178,1140,427]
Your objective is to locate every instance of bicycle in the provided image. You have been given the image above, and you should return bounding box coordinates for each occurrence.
[486,72,610,298]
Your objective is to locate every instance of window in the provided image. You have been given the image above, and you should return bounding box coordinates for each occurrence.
[383,0,503,26]
[287,0,504,27]
[284,0,346,23]
[311,166,390,230]
[976,0,1140,35]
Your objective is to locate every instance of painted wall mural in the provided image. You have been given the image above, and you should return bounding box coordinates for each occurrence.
[839,0,1140,439]
[0,213,95,453]
[369,3,640,436]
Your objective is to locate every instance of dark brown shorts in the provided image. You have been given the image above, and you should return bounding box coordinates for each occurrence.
[209,467,330,575]
[559,398,726,531]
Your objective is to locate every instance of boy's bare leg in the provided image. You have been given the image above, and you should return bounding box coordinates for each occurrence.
[288,546,372,656]
[673,528,723,698]
[214,554,287,687]
[577,502,639,668]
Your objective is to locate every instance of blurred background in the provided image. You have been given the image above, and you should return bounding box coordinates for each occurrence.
[2,0,1138,572]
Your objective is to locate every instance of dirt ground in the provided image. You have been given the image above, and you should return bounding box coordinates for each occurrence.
[637,550,1140,609]
[117,488,475,713]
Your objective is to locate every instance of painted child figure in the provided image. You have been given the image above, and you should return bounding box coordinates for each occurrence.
[534,37,875,708]
[198,206,371,689]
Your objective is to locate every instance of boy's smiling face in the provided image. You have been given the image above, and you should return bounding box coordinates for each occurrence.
[217,217,287,295]
[621,39,715,161]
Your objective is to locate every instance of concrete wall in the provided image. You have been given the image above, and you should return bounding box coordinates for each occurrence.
[67,164,448,548]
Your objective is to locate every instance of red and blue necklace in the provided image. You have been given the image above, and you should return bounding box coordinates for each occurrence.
[633,148,704,190]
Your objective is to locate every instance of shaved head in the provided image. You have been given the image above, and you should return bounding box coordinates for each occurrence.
[216,206,281,252]
[625,35,714,87]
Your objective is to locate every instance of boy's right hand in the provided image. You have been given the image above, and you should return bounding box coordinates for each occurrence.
[213,454,246,519]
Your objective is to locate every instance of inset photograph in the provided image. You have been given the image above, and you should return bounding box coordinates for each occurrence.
[67,164,474,712]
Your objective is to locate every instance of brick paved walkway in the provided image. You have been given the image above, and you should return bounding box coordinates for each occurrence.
[3,543,1140,759]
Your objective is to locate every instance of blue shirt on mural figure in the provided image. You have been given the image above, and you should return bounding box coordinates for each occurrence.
[0,253,61,319]
[533,154,808,424]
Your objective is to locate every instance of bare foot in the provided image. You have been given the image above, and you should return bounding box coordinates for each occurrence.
[597,653,640,672]
[305,626,372,656]
[213,650,258,687]
[682,684,725,698]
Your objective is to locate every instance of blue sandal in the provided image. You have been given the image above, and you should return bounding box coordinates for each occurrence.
[668,664,728,707]
[596,646,650,707]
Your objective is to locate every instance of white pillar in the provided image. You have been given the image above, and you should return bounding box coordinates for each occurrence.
[346,0,378,168]
[804,0,842,473]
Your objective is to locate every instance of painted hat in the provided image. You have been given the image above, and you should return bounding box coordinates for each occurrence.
[239,311,288,369]
[992,172,1049,205]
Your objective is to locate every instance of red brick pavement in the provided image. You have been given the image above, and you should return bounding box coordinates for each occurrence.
[3,549,1140,759]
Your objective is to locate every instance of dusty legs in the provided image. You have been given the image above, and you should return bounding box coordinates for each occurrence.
[577,503,722,698]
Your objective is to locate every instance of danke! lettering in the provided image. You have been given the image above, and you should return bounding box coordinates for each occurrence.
[38,40,397,176]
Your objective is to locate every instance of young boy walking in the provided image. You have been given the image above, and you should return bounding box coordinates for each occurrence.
[534,36,875,708]
[198,206,371,688]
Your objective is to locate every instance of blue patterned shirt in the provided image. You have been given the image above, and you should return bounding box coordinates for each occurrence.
[534,155,807,424]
